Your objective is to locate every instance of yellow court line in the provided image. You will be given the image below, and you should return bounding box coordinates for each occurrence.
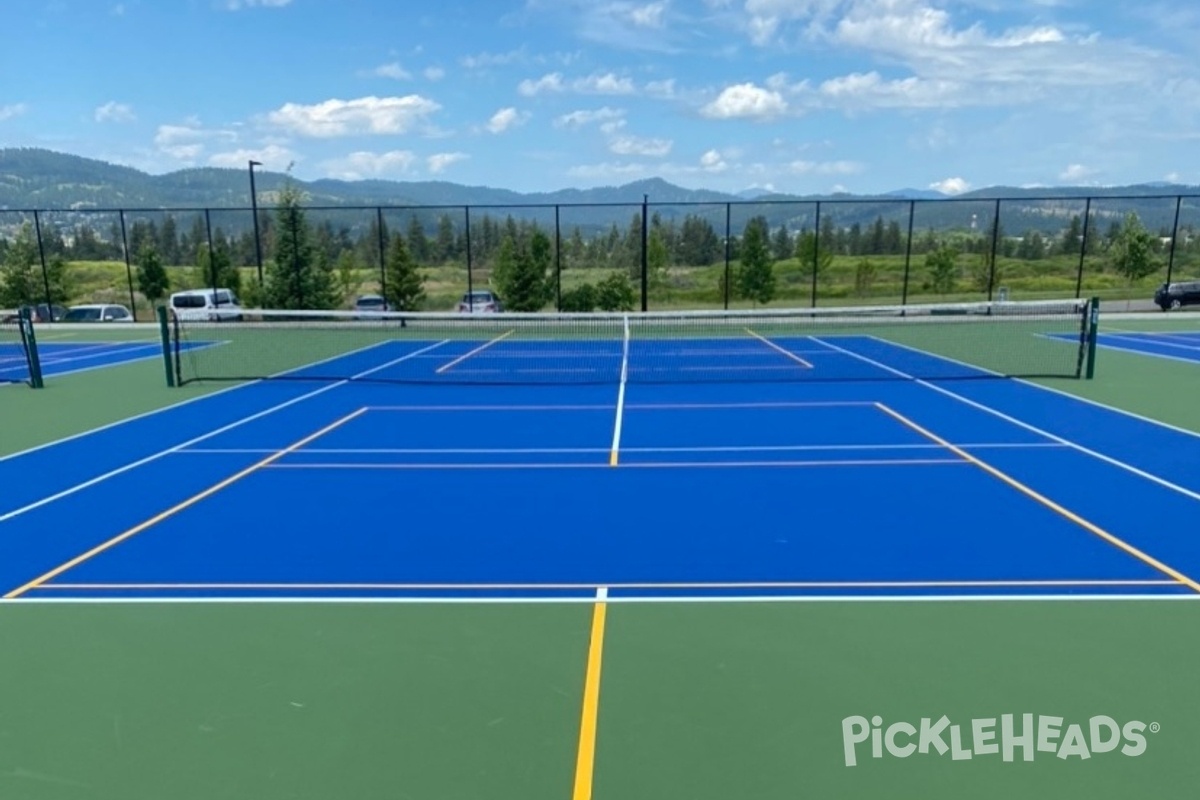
[572,587,608,800]
[435,330,516,374]
[745,328,814,368]
[3,408,370,600]
[875,402,1200,594]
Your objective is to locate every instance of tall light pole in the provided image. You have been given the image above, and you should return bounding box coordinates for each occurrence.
[248,160,264,286]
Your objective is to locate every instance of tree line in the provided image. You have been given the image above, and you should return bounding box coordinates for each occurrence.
[1,185,1194,312]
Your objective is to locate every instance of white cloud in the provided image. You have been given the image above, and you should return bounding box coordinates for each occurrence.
[94,101,135,123]
[1165,171,1181,183]
[566,161,649,179]
[320,150,417,180]
[267,95,441,137]
[815,71,965,109]
[0,103,28,122]
[701,82,787,119]
[461,48,528,69]
[554,106,625,130]
[629,1,669,27]
[519,71,640,97]
[424,66,446,81]
[788,159,864,175]
[372,62,412,80]
[599,118,627,134]
[608,134,673,157]
[154,119,237,161]
[1058,163,1097,182]
[209,144,296,169]
[223,0,292,8]
[700,149,728,172]
[427,152,469,173]
[645,78,677,98]
[930,177,971,195]
[574,72,637,94]
[486,107,527,134]
[518,73,566,96]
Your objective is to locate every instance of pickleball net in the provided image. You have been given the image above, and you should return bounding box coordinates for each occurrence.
[165,298,1099,386]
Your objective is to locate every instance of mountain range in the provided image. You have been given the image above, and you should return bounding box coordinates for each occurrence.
[1,148,1198,237]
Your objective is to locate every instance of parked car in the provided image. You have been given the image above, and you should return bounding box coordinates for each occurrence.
[169,288,243,321]
[456,290,503,313]
[61,304,134,322]
[1154,281,1200,311]
[353,293,392,317]
[1,303,67,324]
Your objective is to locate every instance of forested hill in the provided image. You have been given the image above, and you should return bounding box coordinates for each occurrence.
[2,147,1198,237]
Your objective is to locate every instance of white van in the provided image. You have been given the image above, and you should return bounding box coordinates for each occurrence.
[169,289,243,321]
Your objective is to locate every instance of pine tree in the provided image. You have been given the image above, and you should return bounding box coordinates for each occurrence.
[0,223,40,307]
[136,243,170,305]
[738,216,776,306]
[383,233,425,311]
[493,230,550,312]
[265,181,337,309]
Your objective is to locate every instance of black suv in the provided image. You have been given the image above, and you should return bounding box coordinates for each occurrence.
[1154,281,1200,311]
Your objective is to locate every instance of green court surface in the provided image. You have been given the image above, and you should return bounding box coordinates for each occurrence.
[2,602,1199,799]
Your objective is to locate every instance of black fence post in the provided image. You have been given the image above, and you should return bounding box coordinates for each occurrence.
[289,204,302,309]
[640,194,649,312]
[554,204,562,311]
[32,210,52,315]
[723,203,732,310]
[987,198,1001,302]
[376,207,387,301]
[1166,195,1183,286]
[119,210,137,319]
[901,200,915,310]
[204,208,217,297]
[811,201,821,308]
[464,206,474,311]
[1075,198,1092,299]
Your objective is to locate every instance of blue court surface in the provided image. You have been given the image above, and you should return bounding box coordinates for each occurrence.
[0,337,213,382]
[3,332,1200,603]
[1065,329,1200,365]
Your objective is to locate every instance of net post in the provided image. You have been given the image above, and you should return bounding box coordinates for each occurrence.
[19,306,43,389]
[640,194,649,312]
[1085,297,1100,380]
[157,304,176,388]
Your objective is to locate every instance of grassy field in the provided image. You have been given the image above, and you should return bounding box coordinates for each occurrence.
[37,249,1200,320]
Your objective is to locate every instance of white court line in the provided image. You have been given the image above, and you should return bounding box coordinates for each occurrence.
[38,342,161,368]
[1104,332,1200,354]
[744,328,814,368]
[817,336,1200,505]
[1076,340,1200,367]
[435,330,515,374]
[34,578,1177,591]
[7,594,1198,605]
[872,334,1200,444]
[610,316,630,466]
[177,442,1070,456]
[0,339,422,464]
[265,458,969,470]
[0,340,451,524]
[365,401,877,412]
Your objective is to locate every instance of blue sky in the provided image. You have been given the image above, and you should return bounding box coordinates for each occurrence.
[2,0,1198,194]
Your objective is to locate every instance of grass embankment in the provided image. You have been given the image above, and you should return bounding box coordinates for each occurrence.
[49,251,1200,318]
